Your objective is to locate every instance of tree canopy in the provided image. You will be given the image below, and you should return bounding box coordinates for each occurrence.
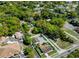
[23,47,35,58]
[35,20,61,39]
[0,17,20,36]
[50,18,65,27]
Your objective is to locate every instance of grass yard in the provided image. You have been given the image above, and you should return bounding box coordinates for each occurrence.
[48,50,56,56]
[36,47,43,54]
[40,53,46,58]
[56,39,72,49]
[32,43,43,57]
[32,47,40,58]
[64,29,79,39]
[67,48,79,58]
[0,43,7,46]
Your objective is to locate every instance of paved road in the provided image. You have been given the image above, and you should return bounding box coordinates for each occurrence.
[63,22,75,30]
[45,53,51,58]
[53,31,79,58]
[30,31,79,58]
[42,32,79,58]
[54,44,79,58]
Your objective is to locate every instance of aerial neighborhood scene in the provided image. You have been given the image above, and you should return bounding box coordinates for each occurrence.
[0,1,79,58]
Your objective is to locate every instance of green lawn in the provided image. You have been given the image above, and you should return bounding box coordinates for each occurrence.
[32,47,40,58]
[64,29,79,39]
[67,48,79,58]
[36,47,42,54]
[48,50,56,56]
[56,39,72,49]
[0,43,7,46]
[40,53,46,58]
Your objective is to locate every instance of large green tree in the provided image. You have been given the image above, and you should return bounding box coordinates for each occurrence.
[50,18,65,27]
[0,17,20,36]
[23,34,32,45]
[36,20,61,39]
[23,47,35,58]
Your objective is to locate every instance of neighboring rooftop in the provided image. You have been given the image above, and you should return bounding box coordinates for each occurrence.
[0,37,6,43]
[0,42,21,58]
[33,35,46,44]
[63,22,75,30]
[14,32,23,39]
